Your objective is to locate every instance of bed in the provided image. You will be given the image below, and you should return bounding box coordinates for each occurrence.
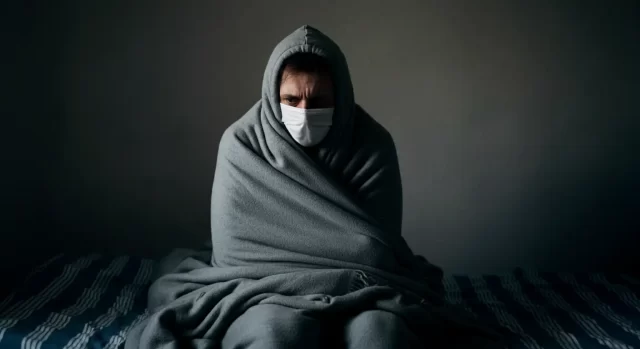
[1,254,639,348]
[0,254,152,349]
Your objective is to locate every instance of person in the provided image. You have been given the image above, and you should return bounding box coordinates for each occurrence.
[125,25,504,349]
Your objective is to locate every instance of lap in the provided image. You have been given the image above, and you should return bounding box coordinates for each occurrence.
[222,305,421,349]
[344,310,422,349]
[221,304,324,349]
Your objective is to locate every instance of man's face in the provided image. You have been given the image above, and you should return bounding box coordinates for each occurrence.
[279,66,334,109]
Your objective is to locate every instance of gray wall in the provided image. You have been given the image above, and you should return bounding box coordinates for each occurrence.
[2,2,61,292]
[47,1,639,273]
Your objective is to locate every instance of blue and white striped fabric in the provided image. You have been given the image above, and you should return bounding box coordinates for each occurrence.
[1,255,639,349]
[445,269,640,349]
[0,254,153,349]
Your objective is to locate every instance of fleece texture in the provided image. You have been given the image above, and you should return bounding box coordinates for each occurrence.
[124,25,505,349]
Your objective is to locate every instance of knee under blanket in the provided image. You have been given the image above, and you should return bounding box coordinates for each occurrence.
[125,25,506,348]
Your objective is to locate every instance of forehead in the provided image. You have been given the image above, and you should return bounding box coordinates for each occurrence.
[279,68,333,94]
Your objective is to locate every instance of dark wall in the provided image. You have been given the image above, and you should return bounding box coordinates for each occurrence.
[41,1,640,273]
[1,1,61,292]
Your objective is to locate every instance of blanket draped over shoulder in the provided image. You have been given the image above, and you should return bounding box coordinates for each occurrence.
[125,25,505,349]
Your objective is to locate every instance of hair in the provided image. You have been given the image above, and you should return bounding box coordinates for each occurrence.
[279,53,332,83]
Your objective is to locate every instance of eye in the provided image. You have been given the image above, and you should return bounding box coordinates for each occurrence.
[284,97,299,104]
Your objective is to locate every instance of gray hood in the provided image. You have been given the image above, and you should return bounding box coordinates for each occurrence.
[211,25,446,289]
[123,25,504,349]
[260,25,355,150]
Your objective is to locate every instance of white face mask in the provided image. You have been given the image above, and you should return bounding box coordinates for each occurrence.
[280,103,333,147]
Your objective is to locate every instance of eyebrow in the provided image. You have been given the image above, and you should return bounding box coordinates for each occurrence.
[280,93,330,99]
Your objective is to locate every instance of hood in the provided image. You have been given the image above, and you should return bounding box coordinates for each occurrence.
[260,25,355,149]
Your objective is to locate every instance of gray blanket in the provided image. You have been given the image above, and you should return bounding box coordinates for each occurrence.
[125,25,505,348]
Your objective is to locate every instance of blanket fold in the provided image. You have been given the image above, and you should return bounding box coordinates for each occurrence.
[125,25,504,349]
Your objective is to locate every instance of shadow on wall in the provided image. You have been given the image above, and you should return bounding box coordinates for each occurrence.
[507,138,639,272]
[24,0,640,273]
[2,1,63,290]
[385,1,640,273]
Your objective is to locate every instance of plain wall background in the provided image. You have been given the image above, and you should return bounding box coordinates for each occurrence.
[8,1,638,274]
[2,2,61,292]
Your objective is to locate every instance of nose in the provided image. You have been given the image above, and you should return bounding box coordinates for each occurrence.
[297,100,308,109]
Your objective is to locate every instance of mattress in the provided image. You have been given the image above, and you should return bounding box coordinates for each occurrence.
[445,270,640,348]
[1,254,639,348]
[0,254,153,349]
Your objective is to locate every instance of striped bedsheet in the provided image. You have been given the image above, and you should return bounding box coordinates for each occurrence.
[445,270,640,349]
[1,255,639,348]
[0,254,153,349]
